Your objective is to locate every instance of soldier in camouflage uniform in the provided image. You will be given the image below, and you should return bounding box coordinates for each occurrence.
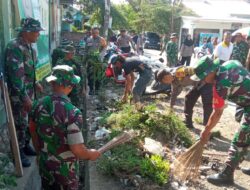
[29,65,100,190]
[231,33,249,123]
[190,56,250,185]
[51,39,73,67]
[160,33,178,67]
[231,33,249,66]
[155,66,213,128]
[56,45,83,108]
[4,17,44,167]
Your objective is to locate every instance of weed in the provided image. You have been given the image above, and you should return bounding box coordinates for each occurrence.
[107,104,193,147]
[97,103,193,187]
[194,117,203,125]
[0,155,16,189]
[140,155,170,185]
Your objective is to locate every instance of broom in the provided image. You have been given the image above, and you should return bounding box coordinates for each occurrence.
[171,140,206,181]
[98,130,136,153]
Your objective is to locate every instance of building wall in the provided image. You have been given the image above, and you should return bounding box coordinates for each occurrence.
[0,0,61,153]
[180,17,250,47]
[0,0,16,153]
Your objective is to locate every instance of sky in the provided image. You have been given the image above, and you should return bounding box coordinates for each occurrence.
[111,0,127,4]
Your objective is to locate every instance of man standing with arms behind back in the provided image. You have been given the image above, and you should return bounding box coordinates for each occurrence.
[85,27,107,95]
[213,32,233,64]
[117,29,135,53]
[4,17,44,167]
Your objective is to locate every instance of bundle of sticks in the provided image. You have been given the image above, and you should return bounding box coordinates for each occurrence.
[98,130,136,153]
[171,140,205,181]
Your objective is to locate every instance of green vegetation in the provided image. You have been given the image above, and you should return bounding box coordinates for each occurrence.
[0,155,16,189]
[97,141,171,185]
[78,0,196,34]
[194,117,203,125]
[140,155,170,185]
[96,103,193,186]
[107,104,193,146]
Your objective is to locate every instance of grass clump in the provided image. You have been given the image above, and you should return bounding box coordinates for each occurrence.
[140,155,170,185]
[107,104,193,147]
[97,103,193,187]
[97,141,143,176]
[97,133,171,186]
[0,154,16,189]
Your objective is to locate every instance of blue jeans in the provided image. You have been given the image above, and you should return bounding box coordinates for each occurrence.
[133,68,152,102]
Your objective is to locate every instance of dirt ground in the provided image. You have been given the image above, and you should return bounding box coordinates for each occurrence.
[87,80,250,190]
[163,89,250,190]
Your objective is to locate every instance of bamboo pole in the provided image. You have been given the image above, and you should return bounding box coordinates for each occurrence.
[0,75,23,177]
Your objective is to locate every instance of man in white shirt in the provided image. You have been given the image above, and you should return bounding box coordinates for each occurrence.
[213,32,233,64]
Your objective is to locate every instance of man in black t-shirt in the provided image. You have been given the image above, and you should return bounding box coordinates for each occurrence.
[111,55,152,103]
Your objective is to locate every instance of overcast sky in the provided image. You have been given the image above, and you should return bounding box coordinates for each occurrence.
[111,0,127,4]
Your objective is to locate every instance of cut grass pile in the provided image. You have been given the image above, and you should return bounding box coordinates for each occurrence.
[96,103,194,186]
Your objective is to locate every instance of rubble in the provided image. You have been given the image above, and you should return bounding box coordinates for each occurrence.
[143,138,165,157]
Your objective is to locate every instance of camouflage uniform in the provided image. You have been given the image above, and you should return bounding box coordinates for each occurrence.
[51,48,64,67]
[231,40,249,122]
[192,57,250,171]
[166,41,178,67]
[231,40,249,66]
[31,65,83,190]
[51,39,73,67]
[214,60,250,169]
[57,57,83,108]
[4,18,43,149]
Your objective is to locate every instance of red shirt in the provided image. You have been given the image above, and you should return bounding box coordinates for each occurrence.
[213,85,225,109]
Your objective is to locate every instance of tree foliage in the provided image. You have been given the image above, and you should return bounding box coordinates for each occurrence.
[78,0,195,34]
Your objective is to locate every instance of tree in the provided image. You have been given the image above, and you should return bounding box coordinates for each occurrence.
[103,0,111,38]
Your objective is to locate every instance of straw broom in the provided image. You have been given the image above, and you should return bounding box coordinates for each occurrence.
[171,140,205,181]
[98,130,136,153]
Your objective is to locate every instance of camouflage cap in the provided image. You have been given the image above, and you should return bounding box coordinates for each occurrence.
[46,65,80,86]
[60,39,73,46]
[62,45,76,53]
[16,18,44,32]
[170,33,178,39]
[191,56,220,81]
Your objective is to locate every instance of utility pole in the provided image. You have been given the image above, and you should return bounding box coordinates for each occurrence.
[103,0,111,39]
[171,0,175,33]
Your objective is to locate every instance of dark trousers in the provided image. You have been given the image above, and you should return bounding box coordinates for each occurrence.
[42,177,78,190]
[184,83,213,125]
[180,56,191,66]
[121,46,131,53]
[87,64,101,93]
[133,68,152,102]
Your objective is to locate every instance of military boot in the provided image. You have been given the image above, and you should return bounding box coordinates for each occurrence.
[241,167,250,175]
[207,165,234,185]
[20,149,31,167]
[23,144,37,156]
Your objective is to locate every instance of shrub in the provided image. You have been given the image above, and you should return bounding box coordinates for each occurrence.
[140,155,170,185]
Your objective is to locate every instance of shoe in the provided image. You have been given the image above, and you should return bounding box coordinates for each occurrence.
[241,167,250,175]
[23,144,37,156]
[20,149,31,167]
[207,165,234,185]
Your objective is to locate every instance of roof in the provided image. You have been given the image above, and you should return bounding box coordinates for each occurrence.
[182,0,250,20]
[182,16,250,24]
